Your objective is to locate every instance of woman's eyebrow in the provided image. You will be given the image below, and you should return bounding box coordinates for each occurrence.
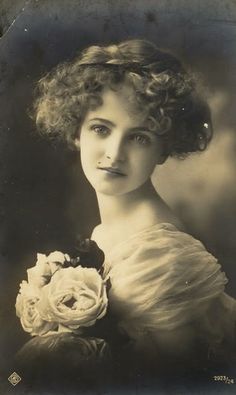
[88,118,115,126]
[128,126,155,135]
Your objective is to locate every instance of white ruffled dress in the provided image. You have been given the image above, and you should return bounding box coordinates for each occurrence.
[92,223,236,357]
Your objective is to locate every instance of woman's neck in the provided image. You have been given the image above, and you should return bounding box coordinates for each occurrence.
[96,180,161,227]
[93,180,183,254]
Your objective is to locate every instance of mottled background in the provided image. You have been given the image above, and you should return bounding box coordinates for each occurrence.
[0,0,236,375]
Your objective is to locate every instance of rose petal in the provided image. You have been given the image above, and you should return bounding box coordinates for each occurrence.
[37,266,108,330]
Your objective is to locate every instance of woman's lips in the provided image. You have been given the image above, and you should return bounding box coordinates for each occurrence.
[98,167,126,176]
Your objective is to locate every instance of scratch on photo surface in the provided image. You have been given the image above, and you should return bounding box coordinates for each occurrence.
[0,0,33,41]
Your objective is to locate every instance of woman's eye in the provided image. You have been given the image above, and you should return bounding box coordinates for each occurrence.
[130,134,151,145]
[90,125,109,136]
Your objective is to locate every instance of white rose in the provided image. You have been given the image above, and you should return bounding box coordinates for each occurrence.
[47,251,70,274]
[15,281,56,336]
[37,266,108,331]
[27,251,70,288]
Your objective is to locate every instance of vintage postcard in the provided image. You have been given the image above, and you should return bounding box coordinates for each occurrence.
[0,1,236,394]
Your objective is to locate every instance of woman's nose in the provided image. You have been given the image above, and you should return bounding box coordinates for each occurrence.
[105,136,125,163]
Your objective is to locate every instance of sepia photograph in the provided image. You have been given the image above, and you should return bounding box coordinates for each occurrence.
[0,1,236,394]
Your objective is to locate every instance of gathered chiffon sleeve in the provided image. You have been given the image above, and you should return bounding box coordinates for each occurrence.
[102,224,236,351]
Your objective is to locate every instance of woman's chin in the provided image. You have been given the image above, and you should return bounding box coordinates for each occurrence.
[92,181,130,196]
[95,188,128,196]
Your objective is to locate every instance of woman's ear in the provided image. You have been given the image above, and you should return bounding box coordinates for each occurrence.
[75,138,80,150]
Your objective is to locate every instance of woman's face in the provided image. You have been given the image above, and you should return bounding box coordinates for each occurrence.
[78,87,166,196]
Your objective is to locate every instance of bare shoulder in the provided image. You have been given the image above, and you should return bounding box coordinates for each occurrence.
[90,224,110,253]
[90,224,101,241]
[152,197,186,232]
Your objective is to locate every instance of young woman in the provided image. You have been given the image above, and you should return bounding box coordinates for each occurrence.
[34,39,236,366]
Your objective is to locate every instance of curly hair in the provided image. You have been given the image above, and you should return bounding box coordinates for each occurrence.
[33,39,213,157]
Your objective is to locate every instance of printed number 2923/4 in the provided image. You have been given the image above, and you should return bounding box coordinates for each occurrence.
[213,376,234,384]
